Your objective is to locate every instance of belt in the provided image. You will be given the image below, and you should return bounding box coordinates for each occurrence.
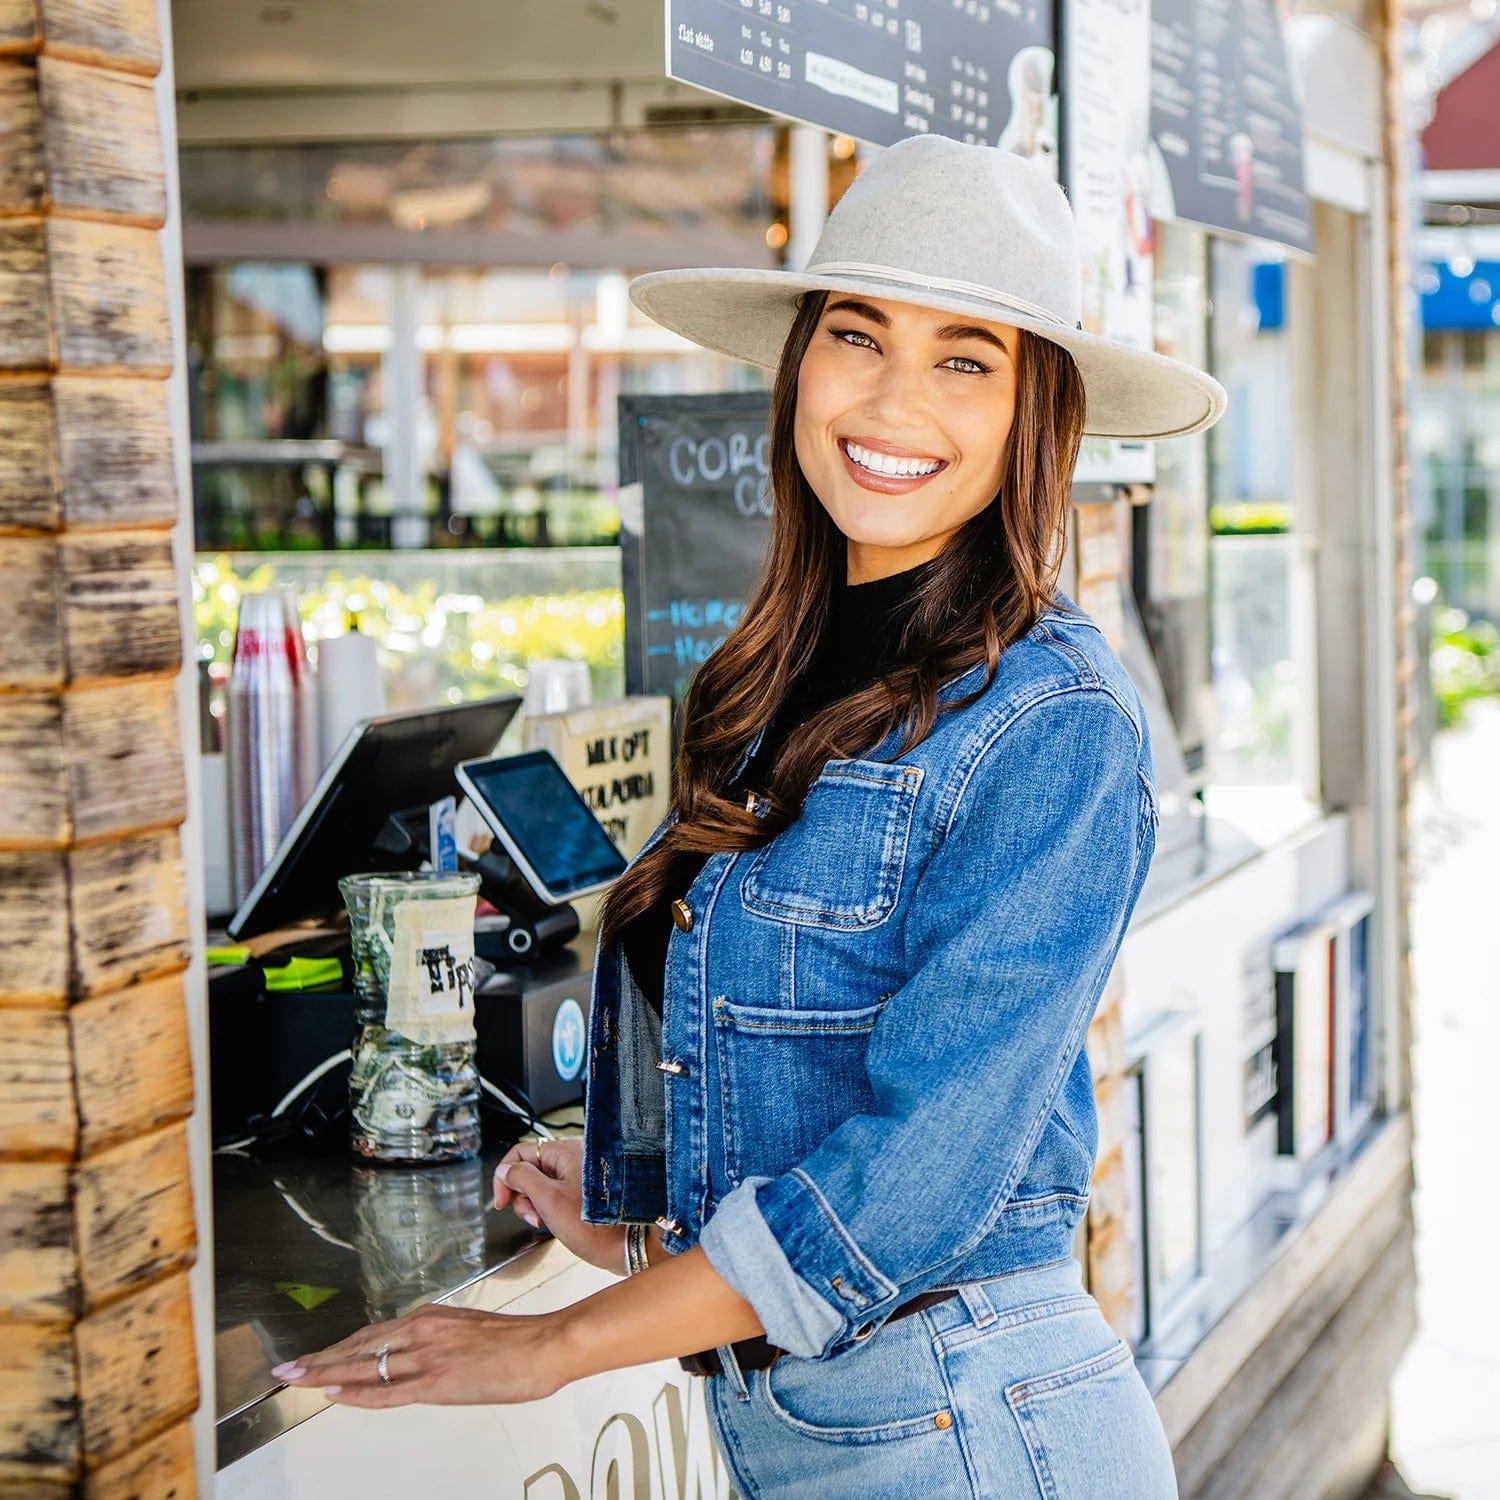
[677,1286,962,1378]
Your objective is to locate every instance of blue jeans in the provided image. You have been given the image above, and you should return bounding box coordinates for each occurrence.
[703,1258,1178,1499]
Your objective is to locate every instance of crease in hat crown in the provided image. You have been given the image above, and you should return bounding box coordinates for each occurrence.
[800,135,1083,330]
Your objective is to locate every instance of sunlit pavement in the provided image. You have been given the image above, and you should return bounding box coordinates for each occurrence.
[1381,698,1500,1500]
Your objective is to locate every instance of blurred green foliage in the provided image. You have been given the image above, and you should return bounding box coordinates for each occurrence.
[1431,604,1500,731]
[194,553,625,709]
[1210,501,1293,536]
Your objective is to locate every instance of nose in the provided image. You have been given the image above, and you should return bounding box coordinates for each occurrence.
[862,351,931,433]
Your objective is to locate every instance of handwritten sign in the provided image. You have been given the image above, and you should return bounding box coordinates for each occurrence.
[618,392,774,706]
[522,698,672,858]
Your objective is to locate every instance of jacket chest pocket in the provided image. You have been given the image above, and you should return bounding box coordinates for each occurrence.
[740,760,922,930]
[713,996,887,1188]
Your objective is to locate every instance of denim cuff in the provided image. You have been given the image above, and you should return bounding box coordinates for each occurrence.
[698,1176,844,1360]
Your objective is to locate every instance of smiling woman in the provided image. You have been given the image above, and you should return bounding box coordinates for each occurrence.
[281,134,1222,1500]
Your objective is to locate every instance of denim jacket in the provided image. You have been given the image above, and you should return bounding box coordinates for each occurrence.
[580,591,1159,1362]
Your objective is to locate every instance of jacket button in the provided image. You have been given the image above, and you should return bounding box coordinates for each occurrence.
[654,1216,687,1238]
[655,1058,690,1077]
[670,899,694,932]
[934,1411,953,1430]
[852,1322,874,1341]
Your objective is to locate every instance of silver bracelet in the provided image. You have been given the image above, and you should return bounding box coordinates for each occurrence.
[624,1221,650,1276]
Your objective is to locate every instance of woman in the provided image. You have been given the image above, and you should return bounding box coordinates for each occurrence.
[278,135,1224,1497]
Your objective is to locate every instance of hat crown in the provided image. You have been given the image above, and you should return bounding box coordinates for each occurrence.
[806,135,1082,329]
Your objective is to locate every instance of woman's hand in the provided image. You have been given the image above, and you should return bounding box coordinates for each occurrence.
[492,1136,631,1276]
[271,1303,571,1408]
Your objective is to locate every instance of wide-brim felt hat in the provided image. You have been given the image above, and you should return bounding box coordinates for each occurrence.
[629,134,1226,442]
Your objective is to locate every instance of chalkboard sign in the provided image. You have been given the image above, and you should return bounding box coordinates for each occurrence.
[618,393,774,705]
[1148,0,1311,253]
[667,0,1056,158]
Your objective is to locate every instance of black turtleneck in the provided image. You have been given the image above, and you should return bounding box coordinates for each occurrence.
[620,558,934,1017]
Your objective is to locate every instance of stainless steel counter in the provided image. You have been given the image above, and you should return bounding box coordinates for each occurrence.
[214,1112,583,1470]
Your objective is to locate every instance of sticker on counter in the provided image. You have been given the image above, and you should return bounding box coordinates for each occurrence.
[552,997,586,1082]
[383,894,477,1046]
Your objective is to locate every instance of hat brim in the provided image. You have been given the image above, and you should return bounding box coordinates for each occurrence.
[630,267,1226,442]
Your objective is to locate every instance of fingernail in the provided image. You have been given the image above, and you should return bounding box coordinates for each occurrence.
[322,1386,342,1397]
[494,1164,510,1183]
[521,1212,540,1228]
[272,1364,305,1380]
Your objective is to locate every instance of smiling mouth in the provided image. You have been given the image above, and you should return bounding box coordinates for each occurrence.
[837,438,949,493]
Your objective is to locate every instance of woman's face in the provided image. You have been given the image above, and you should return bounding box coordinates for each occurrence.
[794,294,1020,583]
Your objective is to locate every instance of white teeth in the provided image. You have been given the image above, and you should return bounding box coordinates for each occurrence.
[844,440,942,478]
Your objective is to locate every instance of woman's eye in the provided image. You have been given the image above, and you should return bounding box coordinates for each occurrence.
[829,327,878,350]
[944,356,992,375]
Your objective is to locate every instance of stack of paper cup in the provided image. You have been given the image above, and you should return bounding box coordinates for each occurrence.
[225,586,320,907]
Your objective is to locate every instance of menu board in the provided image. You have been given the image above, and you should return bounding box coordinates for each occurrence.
[617,393,773,706]
[667,0,1057,159]
[1062,0,1155,485]
[1148,0,1311,253]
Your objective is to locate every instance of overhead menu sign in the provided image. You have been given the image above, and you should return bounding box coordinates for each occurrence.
[1148,0,1312,253]
[617,392,773,706]
[667,0,1057,158]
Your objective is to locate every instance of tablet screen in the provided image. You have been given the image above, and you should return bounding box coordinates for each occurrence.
[460,752,627,898]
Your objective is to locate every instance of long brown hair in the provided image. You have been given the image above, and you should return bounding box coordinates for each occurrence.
[599,289,1086,942]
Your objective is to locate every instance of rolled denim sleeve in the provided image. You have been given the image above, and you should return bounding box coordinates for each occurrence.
[698,685,1153,1359]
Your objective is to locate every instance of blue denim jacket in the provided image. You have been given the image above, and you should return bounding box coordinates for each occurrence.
[580,591,1158,1362]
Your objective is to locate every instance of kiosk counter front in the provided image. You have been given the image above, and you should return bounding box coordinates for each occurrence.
[206,694,730,1492]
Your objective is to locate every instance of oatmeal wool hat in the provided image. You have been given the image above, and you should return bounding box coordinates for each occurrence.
[628,134,1226,441]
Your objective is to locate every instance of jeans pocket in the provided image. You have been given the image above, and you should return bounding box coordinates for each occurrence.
[1005,1340,1179,1500]
[759,1316,952,1445]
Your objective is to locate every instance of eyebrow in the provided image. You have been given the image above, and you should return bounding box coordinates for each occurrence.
[824,297,1014,360]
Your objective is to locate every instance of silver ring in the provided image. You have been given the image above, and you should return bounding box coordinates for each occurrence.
[373,1342,391,1385]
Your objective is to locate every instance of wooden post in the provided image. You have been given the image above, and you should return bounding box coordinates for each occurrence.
[0,1,199,1492]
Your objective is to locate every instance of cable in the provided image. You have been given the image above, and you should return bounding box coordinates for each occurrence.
[271,1050,353,1118]
[480,1076,559,1139]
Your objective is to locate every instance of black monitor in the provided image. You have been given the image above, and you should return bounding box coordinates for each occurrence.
[226,695,521,939]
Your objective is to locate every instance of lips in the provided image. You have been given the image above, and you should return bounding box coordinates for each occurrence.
[837,436,948,493]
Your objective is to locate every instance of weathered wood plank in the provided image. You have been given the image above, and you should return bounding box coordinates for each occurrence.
[67,831,188,999]
[0,1009,74,1155]
[0,219,50,369]
[0,1320,77,1483]
[0,59,44,212]
[81,1418,192,1500]
[45,218,168,374]
[64,679,186,843]
[60,532,180,684]
[1195,1216,1416,1500]
[38,0,158,77]
[70,974,192,1156]
[73,1125,194,1312]
[0,695,65,847]
[74,1271,197,1469]
[1085,1203,1135,1341]
[0,852,68,1005]
[52,377,175,529]
[0,537,62,689]
[1074,498,1126,583]
[0,1163,75,1321]
[36,56,163,226]
[1173,1173,1413,1494]
[1156,1113,1413,1447]
[0,2,39,54]
[1094,1069,1127,1161]
[0,379,57,533]
[1086,996,1125,1085]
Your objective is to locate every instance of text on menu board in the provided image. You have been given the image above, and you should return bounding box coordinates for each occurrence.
[666,0,1057,159]
[1148,0,1311,253]
[618,393,775,705]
